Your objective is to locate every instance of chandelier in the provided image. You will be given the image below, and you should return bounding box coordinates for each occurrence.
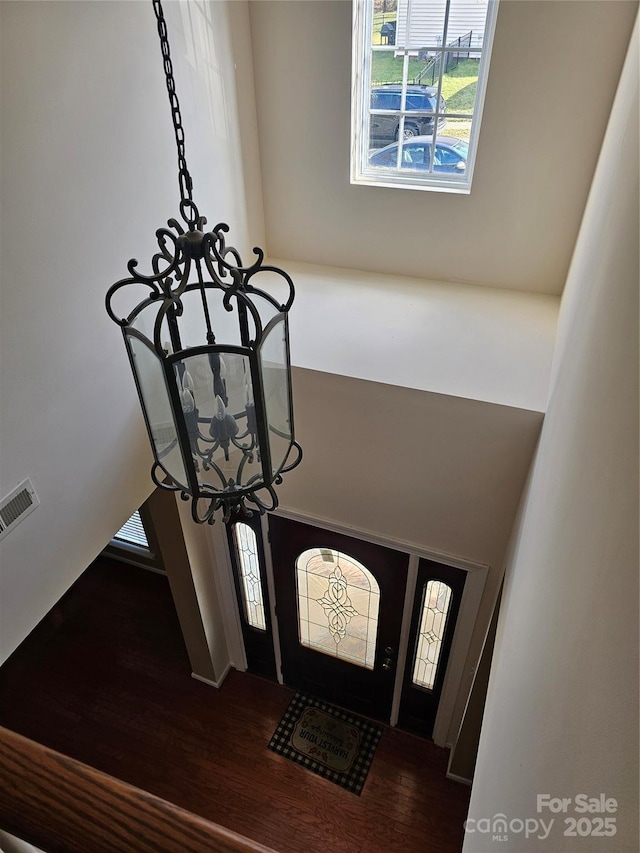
[106,0,302,524]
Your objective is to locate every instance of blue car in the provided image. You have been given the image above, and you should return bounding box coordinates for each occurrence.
[368,136,468,174]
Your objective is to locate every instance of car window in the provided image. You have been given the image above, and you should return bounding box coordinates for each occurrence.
[402,143,428,166]
[371,91,400,111]
[406,94,435,112]
[435,145,462,165]
[372,147,397,166]
[453,140,469,157]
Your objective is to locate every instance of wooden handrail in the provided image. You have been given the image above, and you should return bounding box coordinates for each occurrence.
[0,726,277,853]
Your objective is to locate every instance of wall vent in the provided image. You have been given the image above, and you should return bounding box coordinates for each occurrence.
[0,479,40,542]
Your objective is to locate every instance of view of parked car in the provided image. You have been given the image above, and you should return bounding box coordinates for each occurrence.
[369,85,447,144]
[368,136,468,174]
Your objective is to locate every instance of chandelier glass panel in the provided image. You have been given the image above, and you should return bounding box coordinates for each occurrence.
[106,0,301,524]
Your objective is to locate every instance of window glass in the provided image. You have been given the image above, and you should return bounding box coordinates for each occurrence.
[406,93,435,112]
[114,510,149,550]
[372,91,401,111]
[371,147,398,167]
[233,522,267,631]
[412,580,452,689]
[352,0,499,190]
[401,142,428,166]
[435,143,461,164]
[296,548,380,670]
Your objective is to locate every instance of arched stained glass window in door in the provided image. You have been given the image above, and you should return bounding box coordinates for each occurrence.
[295,548,380,670]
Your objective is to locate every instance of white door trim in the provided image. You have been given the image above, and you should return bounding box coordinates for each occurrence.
[209,521,247,671]
[432,561,488,746]
[390,554,419,727]
[260,512,284,685]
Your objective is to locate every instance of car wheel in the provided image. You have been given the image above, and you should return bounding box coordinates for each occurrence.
[402,124,419,139]
[395,123,419,141]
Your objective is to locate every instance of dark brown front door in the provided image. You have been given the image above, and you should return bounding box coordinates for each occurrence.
[269,515,408,723]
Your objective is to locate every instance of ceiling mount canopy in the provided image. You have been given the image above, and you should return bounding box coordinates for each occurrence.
[106,0,302,525]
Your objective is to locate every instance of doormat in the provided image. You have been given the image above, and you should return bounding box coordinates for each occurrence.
[267,691,383,795]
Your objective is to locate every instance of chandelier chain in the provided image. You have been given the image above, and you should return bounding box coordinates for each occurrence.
[152,0,193,209]
[106,1,303,525]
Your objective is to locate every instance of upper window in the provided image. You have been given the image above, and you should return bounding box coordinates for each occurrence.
[351,0,499,192]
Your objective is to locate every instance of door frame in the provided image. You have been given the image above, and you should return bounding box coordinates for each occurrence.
[217,507,488,747]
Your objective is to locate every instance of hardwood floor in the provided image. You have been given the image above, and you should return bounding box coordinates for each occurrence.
[0,557,470,853]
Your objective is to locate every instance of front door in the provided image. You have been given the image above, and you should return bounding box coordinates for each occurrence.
[269,515,408,723]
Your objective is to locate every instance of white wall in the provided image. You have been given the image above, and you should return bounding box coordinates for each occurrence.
[464,13,638,852]
[282,259,558,412]
[282,370,542,571]
[176,497,231,681]
[249,0,636,295]
[0,1,261,662]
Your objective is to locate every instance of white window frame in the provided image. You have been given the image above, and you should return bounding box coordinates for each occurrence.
[351,0,500,193]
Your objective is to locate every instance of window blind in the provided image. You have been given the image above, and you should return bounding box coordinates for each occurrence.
[114,511,149,549]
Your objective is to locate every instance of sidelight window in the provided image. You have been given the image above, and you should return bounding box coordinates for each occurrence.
[296,548,380,670]
[412,579,452,689]
[232,522,267,631]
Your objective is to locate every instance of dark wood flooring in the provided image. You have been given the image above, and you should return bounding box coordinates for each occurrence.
[0,556,470,853]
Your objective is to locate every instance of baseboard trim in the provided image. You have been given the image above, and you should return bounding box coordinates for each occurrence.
[446,770,472,786]
[191,663,232,690]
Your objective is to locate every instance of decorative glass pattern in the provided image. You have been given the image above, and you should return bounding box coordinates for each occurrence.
[296,548,380,670]
[412,580,452,690]
[233,522,266,631]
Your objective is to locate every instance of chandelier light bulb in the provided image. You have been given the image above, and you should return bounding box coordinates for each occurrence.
[214,395,226,420]
[182,370,194,392]
[181,388,196,413]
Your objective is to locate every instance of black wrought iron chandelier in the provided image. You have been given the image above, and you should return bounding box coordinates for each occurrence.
[106,0,302,524]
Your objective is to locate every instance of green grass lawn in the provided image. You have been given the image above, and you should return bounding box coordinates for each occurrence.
[370,51,422,84]
[440,60,478,112]
[371,55,479,115]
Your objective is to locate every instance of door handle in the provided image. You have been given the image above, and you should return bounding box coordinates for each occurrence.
[381,646,395,671]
